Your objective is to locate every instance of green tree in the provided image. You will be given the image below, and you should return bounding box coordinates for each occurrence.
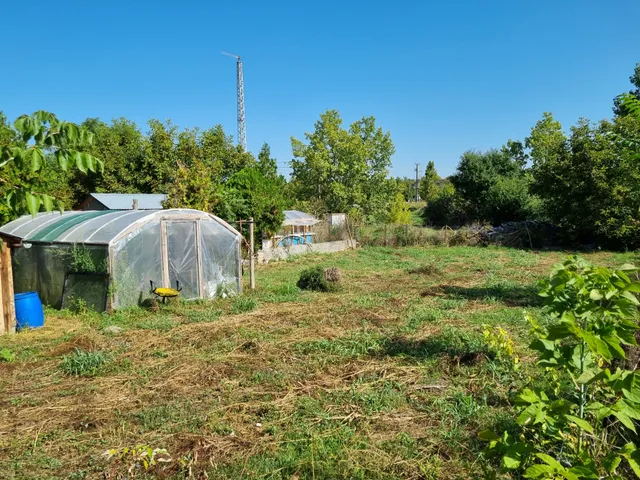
[257,142,278,178]
[393,177,416,202]
[419,161,440,202]
[528,112,640,248]
[290,110,395,220]
[422,180,467,227]
[0,111,102,220]
[613,63,640,117]
[72,117,147,203]
[450,146,532,224]
[387,192,411,224]
[222,167,286,238]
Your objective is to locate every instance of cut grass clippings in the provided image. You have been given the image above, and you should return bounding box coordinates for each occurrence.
[0,245,633,479]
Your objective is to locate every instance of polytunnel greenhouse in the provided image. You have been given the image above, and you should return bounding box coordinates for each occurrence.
[0,209,242,311]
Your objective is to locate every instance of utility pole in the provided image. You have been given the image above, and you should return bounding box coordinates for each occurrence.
[415,163,420,202]
[222,52,247,151]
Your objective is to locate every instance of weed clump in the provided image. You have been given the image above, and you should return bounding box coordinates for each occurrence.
[407,263,441,276]
[61,349,109,376]
[230,296,259,314]
[297,266,341,292]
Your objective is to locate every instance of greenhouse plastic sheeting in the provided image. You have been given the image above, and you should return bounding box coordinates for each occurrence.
[282,210,319,227]
[3,209,242,310]
[166,221,199,299]
[112,219,163,308]
[200,220,241,297]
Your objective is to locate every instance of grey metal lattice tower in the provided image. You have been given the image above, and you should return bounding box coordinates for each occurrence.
[222,52,247,151]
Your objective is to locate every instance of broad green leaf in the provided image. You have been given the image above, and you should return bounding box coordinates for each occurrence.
[621,290,640,305]
[41,195,54,212]
[502,454,521,470]
[619,264,637,271]
[559,470,579,480]
[603,335,627,359]
[627,455,640,477]
[74,151,87,173]
[602,453,621,473]
[516,389,539,404]
[614,410,637,433]
[524,464,554,478]
[57,151,70,171]
[568,465,597,478]
[30,148,44,172]
[565,414,594,433]
[478,430,499,441]
[536,453,563,469]
[517,404,538,425]
[626,283,640,293]
[25,193,40,217]
[589,289,603,301]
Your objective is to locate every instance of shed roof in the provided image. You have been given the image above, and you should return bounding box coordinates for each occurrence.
[0,209,240,246]
[283,210,319,227]
[82,193,167,210]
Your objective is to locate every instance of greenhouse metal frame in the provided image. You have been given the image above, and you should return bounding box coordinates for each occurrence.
[0,209,243,310]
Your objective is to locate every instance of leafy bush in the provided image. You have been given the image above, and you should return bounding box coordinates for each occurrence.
[422,181,468,227]
[481,257,640,479]
[297,266,336,292]
[61,349,109,376]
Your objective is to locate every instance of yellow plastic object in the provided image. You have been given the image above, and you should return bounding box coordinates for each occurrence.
[152,287,180,298]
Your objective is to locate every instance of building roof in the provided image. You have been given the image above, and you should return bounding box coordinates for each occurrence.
[82,193,167,210]
[0,209,240,246]
[283,210,319,227]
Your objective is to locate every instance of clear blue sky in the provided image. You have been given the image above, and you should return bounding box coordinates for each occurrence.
[1,0,639,178]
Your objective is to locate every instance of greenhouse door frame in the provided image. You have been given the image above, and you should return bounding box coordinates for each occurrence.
[160,218,205,299]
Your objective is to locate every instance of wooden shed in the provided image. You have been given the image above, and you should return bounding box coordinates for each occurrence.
[0,232,20,334]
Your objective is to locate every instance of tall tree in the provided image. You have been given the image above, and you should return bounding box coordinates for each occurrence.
[72,118,147,203]
[290,110,395,220]
[450,146,531,224]
[528,112,640,247]
[419,161,440,202]
[613,63,640,117]
[257,143,278,178]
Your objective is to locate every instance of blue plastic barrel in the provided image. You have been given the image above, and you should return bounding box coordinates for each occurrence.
[14,292,45,330]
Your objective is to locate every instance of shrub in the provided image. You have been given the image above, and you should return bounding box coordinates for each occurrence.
[481,257,640,478]
[297,266,338,292]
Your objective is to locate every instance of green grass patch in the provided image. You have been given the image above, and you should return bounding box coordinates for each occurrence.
[60,349,109,377]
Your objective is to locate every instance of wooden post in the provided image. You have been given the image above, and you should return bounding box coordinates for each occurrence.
[0,240,16,334]
[249,217,255,290]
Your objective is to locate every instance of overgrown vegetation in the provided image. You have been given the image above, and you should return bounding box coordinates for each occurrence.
[482,257,640,479]
[0,246,635,478]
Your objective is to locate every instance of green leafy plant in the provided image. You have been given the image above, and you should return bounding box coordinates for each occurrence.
[0,348,16,363]
[103,445,172,476]
[481,256,640,479]
[61,349,109,377]
[0,111,103,217]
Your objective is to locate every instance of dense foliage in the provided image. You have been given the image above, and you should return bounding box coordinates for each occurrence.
[290,110,397,222]
[0,111,103,223]
[483,257,640,479]
[421,63,640,249]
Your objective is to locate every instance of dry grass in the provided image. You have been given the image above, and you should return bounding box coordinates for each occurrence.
[0,246,634,479]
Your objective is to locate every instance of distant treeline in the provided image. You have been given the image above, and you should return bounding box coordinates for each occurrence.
[412,63,640,249]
